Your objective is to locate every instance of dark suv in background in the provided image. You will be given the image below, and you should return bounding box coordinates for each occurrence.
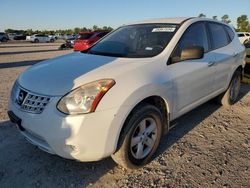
[0,32,10,42]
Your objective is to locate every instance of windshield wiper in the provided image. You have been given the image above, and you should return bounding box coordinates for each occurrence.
[88,50,127,57]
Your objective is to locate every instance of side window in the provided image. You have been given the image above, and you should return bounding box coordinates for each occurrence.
[224,26,235,42]
[238,34,244,37]
[208,23,229,49]
[172,22,208,62]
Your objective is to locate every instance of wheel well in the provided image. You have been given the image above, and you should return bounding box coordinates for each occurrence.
[136,96,169,132]
[115,96,169,152]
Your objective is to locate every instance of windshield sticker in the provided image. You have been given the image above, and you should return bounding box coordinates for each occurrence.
[145,47,153,51]
[152,27,176,32]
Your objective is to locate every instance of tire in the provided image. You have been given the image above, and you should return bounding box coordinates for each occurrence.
[50,39,54,43]
[217,70,241,106]
[34,39,39,43]
[111,104,163,169]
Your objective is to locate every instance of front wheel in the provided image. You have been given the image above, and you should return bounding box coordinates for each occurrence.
[217,70,241,106]
[112,104,163,169]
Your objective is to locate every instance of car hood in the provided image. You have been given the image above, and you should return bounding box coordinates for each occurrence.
[18,52,146,96]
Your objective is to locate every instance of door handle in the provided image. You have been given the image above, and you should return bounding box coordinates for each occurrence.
[208,61,215,67]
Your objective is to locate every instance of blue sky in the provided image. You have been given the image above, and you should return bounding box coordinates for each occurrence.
[0,0,250,31]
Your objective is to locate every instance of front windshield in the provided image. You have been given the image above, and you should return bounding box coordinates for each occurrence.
[88,24,179,58]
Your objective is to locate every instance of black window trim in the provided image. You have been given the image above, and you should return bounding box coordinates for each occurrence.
[223,25,235,42]
[168,20,234,65]
[203,21,232,53]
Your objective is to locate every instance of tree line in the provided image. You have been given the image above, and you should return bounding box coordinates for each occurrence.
[4,14,250,35]
[198,13,250,32]
[4,25,113,36]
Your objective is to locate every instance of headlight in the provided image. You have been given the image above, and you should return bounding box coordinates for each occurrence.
[57,79,115,115]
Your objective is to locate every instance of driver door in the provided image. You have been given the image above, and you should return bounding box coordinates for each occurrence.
[167,22,216,118]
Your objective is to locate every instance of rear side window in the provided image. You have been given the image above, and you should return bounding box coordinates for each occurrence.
[224,26,235,41]
[246,33,250,36]
[171,22,208,61]
[238,34,244,37]
[208,23,228,49]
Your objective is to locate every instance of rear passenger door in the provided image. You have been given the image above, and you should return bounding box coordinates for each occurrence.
[207,22,236,93]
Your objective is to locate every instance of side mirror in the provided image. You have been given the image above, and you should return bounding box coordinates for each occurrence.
[180,46,204,61]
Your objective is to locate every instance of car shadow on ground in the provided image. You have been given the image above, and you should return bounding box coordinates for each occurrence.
[0,60,46,69]
[155,83,249,159]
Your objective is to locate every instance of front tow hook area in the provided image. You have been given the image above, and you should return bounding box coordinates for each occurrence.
[7,111,25,131]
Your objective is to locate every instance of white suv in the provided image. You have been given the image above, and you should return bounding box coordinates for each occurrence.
[8,17,245,169]
[26,34,55,43]
[237,32,250,44]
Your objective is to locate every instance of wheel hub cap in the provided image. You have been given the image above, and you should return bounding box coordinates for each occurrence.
[130,117,157,159]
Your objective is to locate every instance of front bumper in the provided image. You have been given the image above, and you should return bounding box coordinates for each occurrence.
[8,96,129,162]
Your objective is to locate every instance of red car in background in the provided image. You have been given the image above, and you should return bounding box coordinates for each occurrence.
[73,31,109,51]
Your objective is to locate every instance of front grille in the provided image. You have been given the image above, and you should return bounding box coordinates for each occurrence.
[21,93,51,114]
[12,83,51,114]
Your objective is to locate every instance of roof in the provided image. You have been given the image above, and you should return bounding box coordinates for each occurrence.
[126,17,191,25]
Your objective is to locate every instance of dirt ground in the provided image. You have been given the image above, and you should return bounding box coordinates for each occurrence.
[0,42,249,188]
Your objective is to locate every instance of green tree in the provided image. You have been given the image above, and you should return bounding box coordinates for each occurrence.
[74,27,81,34]
[221,15,231,24]
[212,16,218,20]
[92,25,100,31]
[102,26,113,31]
[237,15,249,32]
[198,13,206,18]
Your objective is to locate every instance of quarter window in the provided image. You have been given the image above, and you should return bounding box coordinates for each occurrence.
[224,26,235,42]
[208,23,229,49]
[171,22,208,62]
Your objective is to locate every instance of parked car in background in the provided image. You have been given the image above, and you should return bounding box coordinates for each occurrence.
[49,35,57,40]
[244,42,250,75]
[62,34,76,40]
[58,35,78,50]
[0,32,10,42]
[237,32,250,44]
[13,34,27,40]
[8,33,17,40]
[26,34,55,43]
[8,17,245,169]
[74,31,109,51]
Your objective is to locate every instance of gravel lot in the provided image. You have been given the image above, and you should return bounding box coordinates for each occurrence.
[0,42,249,187]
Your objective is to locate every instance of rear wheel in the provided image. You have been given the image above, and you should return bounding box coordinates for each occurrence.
[111,104,163,169]
[217,70,241,106]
